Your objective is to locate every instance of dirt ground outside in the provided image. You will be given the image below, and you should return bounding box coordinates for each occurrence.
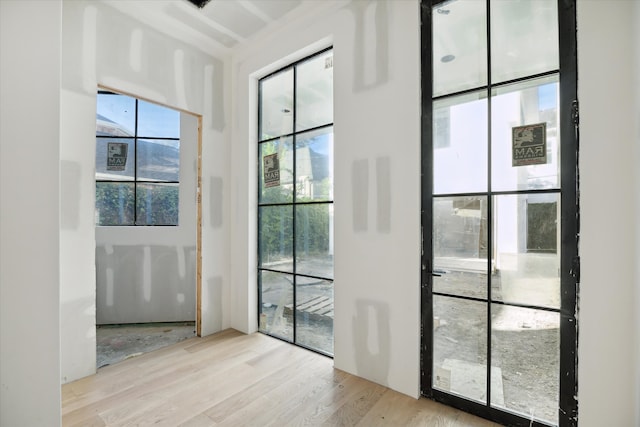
[259,256,560,425]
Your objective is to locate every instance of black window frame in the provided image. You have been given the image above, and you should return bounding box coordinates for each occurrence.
[257,47,335,357]
[95,90,181,227]
[420,1,579,426]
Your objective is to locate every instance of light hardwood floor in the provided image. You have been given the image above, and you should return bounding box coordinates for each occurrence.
[62,329,500,426]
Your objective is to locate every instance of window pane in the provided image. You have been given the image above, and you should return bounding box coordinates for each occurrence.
[259,137,294,204]
[433,0,487,97]
[491,76,560,191]
[296,50,333,132]
[135,183,179,226]
[491,0,558,84]
[258,205,293,273]
[433,295,489,404]
[433,196,488,299]
[137,100,180,138]
[491,304,559,425]
[295,127,333,202]
[259,270,293,341]
[295,204,333,279]
[95,182,134,226]
[295,276,333,355]
[96,138,135,181]
[137,139,180,182]
[96,93,135,136]
[493,194,560,309]
[260,69,293,140]
[433,93,487,194]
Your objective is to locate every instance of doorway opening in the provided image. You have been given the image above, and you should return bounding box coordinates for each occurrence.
[94,87,203,367]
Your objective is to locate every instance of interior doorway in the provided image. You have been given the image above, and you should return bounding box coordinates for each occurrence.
[94,87,203,366]
[420,1,578,425]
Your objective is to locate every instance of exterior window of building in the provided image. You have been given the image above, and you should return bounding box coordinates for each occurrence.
[95,91,180,226]
[257,48,334,356]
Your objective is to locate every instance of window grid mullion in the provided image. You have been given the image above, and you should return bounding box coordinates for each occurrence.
[485,0,493,409]
[134,99,139,225]
[292,64,298,345]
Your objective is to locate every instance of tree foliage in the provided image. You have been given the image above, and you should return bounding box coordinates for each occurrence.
[95,182,179,226]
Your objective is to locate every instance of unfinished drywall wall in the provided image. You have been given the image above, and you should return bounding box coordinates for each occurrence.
[60,0,231,383]
[95,112,198,325]
[1,1,62,425]
[231,0,421,398]
[577,1,640,425]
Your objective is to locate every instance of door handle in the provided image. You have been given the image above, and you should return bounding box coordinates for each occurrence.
[432,269,446,277]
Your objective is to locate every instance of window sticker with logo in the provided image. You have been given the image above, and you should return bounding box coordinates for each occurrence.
[107,142,128,171]
[512,123,547,167]
[263,153,280,187]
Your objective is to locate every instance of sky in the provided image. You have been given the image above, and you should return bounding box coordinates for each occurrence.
[97,93,180,141]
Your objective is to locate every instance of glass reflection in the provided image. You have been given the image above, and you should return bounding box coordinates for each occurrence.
[96,93,135,136]
[135,183,179,226]
[259,271,294,341]
[137,100,180,138]
[137,139,180,182]
[260,70,293,140]
[433,0,487,97]
[295,204,333,279]
[433,93,488,195]
[295,128,333,202]
[492,194,560,309]
[491,0,559,84]
[259,205,294,273]
[433,196,488,299]
[95,182,135,226]
[433,295,488,403]
[491,304,559,424]
[296,50,333,132]
[295,276,333,355]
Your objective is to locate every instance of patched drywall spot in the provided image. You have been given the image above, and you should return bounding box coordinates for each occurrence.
[106,267,114,307]
[352,158,369,232]
[60,160,81,230]
[143,246,152,302]
[352,299,390,386]
[176,245,186,279]
[350,0,389,92]
[376,156,391,233]
[210,176,223,228]
[205,59,226,132]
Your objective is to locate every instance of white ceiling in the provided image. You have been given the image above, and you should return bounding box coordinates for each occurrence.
[102,0,307,55]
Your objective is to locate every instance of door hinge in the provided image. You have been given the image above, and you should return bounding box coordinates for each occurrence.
[571,100,579,126]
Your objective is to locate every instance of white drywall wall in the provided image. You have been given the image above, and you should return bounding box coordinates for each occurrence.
[0,1,62,425]
[59,0,231,383]
[231,0,421,398]
[1,0,638,424]
[94,112,198,325]
[577,0,639,425]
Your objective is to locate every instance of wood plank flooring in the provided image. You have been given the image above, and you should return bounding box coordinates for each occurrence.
[62,329,500,426]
